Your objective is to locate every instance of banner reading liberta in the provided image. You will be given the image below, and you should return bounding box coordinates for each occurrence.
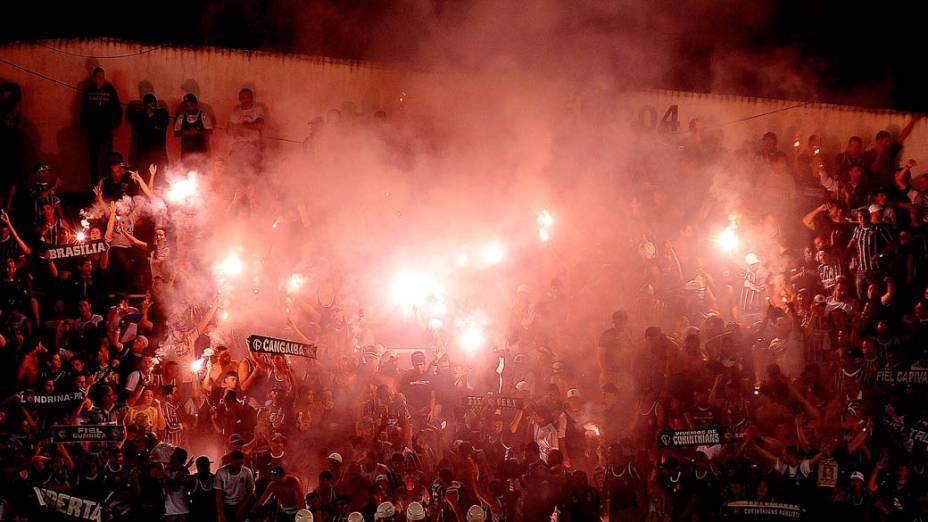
[34,487,105,521]
[247,335,316,358]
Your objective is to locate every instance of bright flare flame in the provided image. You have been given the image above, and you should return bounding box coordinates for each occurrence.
[480,242,505,265]
[458,324,485,353]
[75,231,87,242]
[538,228,550,242]
[714,223,738,255]
[215,254,244,279]
[390,271,441,311]
[165,171,199,204]
[190,359,204,373]
[455,253,469,267]
[536,210,554,228]
[220,311,230,321]
[287,273,305,293]
[428,318,444,330]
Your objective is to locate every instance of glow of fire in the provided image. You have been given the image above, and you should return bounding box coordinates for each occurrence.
[536,210,554,228]
[455,253,469,267]
[220,311,230,321]
[480,242,505,266]
[165,171,200,204]
[458,323,486,353]
[390,271,441,311]
[75,231,87,242]
[538,228,550,242]
[190,358,204,373]
[215,254,244,279]
[287,273,306,293]
[714,223,738,255]
[428,318,444,330]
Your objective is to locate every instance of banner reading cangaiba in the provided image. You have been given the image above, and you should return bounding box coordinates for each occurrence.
[52,424,126,444]
[46,240,108,261]
[658,427,737,448]
[34,487,105,521]
[20,390,85,406]
[247,335,316,358]
[464,396,525,409]
[726,501,804,519]
[875,368,928,385]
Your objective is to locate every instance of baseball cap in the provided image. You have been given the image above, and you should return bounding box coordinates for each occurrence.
[201,347,217,357]
[374,502,396,520]
[229,433,245,446]
[328,452,343,464]
[348,513,364,522]
[868,204,883,213]
[466,505,487,522]
[195,456,213,466]
[135,335,149,350]
[813,294,827,305]
[406,502,426,521]
[295,509,314,522]
[566,388,581,399]
[850,471,865,481]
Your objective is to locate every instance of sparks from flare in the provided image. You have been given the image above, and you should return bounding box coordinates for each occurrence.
[215,253,244,280]
[390,271,442,313]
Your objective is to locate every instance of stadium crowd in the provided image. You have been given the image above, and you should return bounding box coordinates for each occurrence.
[0,68,927,522]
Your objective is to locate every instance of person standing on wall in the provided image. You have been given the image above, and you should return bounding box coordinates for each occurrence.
[126,93,169,189]
[174,93,213,162]
[227,88,265,175]
[80,67,122,186]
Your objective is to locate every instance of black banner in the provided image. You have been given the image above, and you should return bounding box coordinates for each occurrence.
[464,395,525,409]
[52,424,126,444]
[47,240,108,261]
[247,335,316,358]
[658,427,737,448]
[726,501,804,519]
[874,368,928,385]
[882,417,928,450]
[34,487,105,521]
[20,390,85,406]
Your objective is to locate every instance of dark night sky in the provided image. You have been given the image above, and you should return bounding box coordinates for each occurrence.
[1,0,923,112]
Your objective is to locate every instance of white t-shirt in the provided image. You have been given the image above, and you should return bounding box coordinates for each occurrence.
[164,467,191,515]
[774,458,812,478]
[214,465,255,506]
[533,412,568,463]
[229,104,265,143]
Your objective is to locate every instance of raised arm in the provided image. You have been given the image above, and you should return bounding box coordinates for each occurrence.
[896,114,922,145]
[129,170,157,200]
[1,210,31,256]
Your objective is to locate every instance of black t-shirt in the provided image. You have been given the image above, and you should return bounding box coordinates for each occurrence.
[604,462,641,512]
[399,369,435,414]
[563,485,600,520]
[100,172,139,201]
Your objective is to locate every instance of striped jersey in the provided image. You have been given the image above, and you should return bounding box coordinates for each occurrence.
[851,224,893,272]
[740,269,767,313]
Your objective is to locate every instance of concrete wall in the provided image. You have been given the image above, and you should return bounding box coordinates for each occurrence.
[1,39,926,192]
